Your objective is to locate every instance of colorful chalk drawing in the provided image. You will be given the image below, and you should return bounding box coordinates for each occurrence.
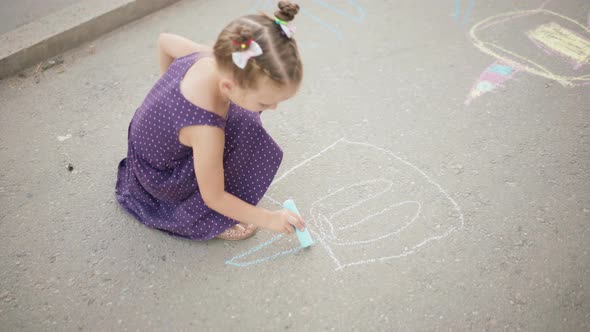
[466,8,590,104]
[244,0,365,41]
[225,138,465,271]
[465,61,519,105]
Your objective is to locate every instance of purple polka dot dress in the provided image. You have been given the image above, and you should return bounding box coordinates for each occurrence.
[116,52,283,240]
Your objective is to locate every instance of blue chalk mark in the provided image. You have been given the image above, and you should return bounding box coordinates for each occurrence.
[454,0,461,19]
[245,0,367,42]
[301,7,344,40]
[313,0,366,23]
[225,199,314,268]
[225,234,304,268]
[247,0,263,13]
[489,64,514,76]
[462,0,475,24]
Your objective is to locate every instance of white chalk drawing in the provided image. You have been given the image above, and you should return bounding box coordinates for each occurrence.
[225,138,465,271]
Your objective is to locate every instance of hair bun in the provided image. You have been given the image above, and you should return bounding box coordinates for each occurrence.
[275,1,300,22]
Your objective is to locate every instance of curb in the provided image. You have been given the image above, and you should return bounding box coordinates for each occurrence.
[0,0,180,80]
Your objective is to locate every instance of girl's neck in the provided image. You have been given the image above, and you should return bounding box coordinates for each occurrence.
[211,59,230,106]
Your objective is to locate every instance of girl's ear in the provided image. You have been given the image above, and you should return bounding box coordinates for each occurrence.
[219,78,235,95]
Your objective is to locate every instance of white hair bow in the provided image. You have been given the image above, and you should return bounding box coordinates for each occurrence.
[232,40,263,69]
[279,22,296,38]
[275,18,296,38]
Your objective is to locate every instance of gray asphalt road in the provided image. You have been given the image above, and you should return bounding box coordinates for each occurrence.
[1,0,589,331]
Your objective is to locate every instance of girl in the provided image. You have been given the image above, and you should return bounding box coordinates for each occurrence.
[116,1,306,240]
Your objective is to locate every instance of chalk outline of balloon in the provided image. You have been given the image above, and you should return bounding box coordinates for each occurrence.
[469,9,590,87]
[225,138,465,271]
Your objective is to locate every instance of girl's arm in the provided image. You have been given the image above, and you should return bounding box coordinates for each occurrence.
[157,33,212,75]
[182,126,305,233]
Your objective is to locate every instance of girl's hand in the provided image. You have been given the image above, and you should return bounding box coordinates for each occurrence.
[264,209,306,234]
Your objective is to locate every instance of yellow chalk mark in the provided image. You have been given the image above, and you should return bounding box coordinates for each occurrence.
[528,22,590,64]
[469,9,590,86]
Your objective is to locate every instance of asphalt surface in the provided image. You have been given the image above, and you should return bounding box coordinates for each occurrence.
[1,0,589,331]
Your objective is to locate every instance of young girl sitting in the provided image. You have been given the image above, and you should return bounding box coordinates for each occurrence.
[116,1,306,241]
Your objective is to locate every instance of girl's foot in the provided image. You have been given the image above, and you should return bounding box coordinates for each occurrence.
[216,223,257,240]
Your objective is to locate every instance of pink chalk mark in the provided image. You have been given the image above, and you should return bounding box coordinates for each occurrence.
[480,71,508,84]
[465,61,519,106]
[573,61,585,71]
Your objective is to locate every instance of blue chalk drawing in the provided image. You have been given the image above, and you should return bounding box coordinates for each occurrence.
[463,0,475,23]
[301,7,344,40]
[489,64,514,76]
[313,0,365,23]
[225,234,304,267]
[454,0,475,24]
[454,0,461,18]
[243,0,365,41]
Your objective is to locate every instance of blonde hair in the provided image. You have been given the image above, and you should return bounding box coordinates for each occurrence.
[213,1,303,88]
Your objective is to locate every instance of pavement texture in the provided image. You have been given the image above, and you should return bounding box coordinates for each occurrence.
[0,0,180,79]
[0,0,80,34]
[1,0,589,331]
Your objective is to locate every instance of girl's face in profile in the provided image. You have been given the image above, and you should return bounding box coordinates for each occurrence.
[223,76,299,112]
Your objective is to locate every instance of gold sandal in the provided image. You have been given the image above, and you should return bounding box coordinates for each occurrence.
[216,223,257,240]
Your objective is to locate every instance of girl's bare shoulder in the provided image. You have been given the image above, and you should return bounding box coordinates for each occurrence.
[180,58,228,122]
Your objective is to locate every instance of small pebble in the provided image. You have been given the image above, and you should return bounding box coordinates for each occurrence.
[42,56,64,71]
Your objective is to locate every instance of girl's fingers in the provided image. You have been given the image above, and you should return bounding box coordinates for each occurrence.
[285,224,294,234]
[287,216,302,231]
[295,220,305,231]
[281,219,292,234]
[287,212,306,231]
[298,216,306,229]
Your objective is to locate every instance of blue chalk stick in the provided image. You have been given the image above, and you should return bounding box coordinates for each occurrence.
[283,199,314,248]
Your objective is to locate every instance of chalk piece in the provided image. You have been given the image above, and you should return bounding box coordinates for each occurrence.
[283,199,313,248]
